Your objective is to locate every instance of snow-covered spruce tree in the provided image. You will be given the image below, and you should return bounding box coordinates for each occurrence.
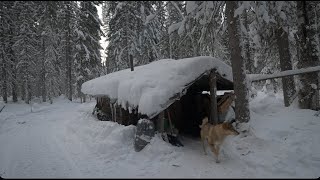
[13,1,39,104]
[55,2,69,98]
[240,1,296,105]
[36,1,60,103]
[297,1,320,110]
[0,1,8,103]
[182,1,228,60]
[241,1,280,93]
[166,1,186,59]
[0,1,19,103]
[105,1,134,71]
[153,1,171,59]
[226,1,250,122]
[273,1,296,106]
[104,1,160,72]
[246,2,279,74]
[238,3,254,74]
[74,1,103,102]
[103,1,118,73]
[57,1,80,101]
[140,1,163,63]
[65,1,73,101]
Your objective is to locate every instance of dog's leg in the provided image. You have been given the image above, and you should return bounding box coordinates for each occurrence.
[202,141,207,155]
[215,144,221,163]
[200,134,207,155]
[209,144,220,163]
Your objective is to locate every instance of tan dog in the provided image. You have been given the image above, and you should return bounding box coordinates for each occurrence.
[199,117,239,163]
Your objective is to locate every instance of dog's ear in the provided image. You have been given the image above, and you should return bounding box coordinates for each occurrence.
[223,122,233,130]
[222,123,229,129]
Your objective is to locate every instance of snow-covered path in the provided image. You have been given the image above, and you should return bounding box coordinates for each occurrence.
[0,93,320,178]
[0,99,85,178]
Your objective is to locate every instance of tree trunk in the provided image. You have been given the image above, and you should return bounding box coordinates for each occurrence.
[242,11,253,74]
[8,20,17,102]
[21,79,26,101]
[66,2,72,101]
[0,3,7,103]
[27,77,32,104]
[106,57,109,74]
[42,37,47,102]
[1,52,7,103]
[130,54,134,71]
[226,1,250,123]
[297,1,319,110]
[11,69,17,102]
[276,27,296,107]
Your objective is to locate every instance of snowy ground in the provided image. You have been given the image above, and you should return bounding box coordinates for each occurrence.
[0,92,319,178]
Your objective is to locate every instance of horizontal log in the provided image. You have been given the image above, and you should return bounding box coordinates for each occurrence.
[247,66,320,82]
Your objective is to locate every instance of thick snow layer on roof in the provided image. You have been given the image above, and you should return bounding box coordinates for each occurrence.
[81,56,233,117]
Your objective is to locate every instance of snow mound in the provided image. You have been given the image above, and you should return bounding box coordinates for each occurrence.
[96,125,136,155]
[250,91,284,114]
[66,111,136,157]
[142,134,175,155]
[81,56,232,118]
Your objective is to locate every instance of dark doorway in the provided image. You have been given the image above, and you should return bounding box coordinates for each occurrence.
[167,90,210,138]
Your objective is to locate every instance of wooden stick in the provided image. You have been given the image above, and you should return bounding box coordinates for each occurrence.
[0,105,5,113]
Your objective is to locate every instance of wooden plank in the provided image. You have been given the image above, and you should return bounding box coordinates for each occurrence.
[248,66,320,82]
[209,69,218,125]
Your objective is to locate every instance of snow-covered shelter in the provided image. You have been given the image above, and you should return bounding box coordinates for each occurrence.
[81,56,234,137]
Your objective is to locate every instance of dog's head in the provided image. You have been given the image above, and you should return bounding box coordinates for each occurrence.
[222,122,239,136]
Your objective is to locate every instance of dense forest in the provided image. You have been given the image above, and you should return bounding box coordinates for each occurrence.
[1,1,320,121]
[0,1,103,103]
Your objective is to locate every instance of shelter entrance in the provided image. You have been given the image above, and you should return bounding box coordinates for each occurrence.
[163,74,234,138]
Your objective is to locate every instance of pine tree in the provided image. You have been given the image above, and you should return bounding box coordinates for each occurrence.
[13,1,39,104]
[297,1,320,110]
[0,2,8,103]
[226,1,250,122]
[74,1,103,102]
[37,1,61,103]
[273,1,296,107]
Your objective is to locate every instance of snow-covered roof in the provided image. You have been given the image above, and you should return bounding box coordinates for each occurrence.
[81,56,233,118]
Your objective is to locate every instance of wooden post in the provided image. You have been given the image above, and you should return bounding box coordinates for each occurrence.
[158,111,165,133]
[130,54,134,71]
[209,69,218,125]
[167,110,174,134]
[110,103,114,121]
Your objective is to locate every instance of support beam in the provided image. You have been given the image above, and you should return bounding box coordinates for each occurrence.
[209,69,218,125]
[158,111,165,133]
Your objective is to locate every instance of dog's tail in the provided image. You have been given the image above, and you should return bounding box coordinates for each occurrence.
[199,117,209,128]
